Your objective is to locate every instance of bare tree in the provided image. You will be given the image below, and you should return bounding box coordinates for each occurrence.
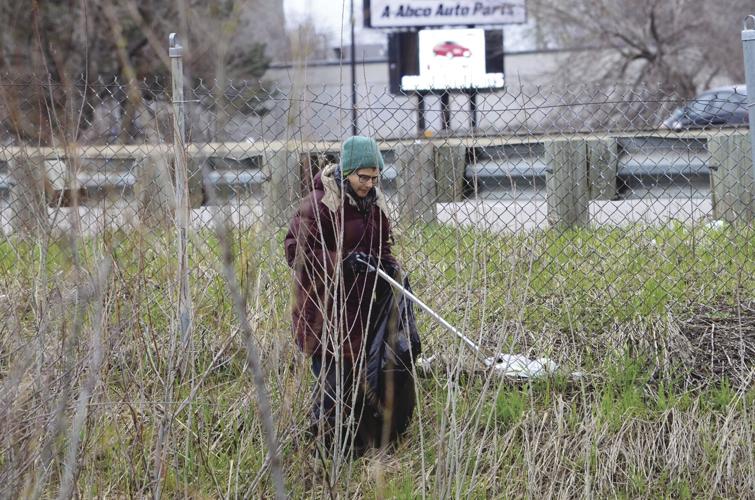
[0,0,279,81]
[529,0,751,98]
[286,18,337,62]
[0,0,280,144]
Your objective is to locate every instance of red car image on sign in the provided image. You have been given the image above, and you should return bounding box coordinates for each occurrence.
[432,41,471,58]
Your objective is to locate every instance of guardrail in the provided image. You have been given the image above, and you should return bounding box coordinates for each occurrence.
[0,128,752,234]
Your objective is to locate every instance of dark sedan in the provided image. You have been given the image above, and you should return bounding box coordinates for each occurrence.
[662,85,749,131]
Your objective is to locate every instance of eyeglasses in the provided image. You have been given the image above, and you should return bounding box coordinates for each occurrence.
[355,174,380,185]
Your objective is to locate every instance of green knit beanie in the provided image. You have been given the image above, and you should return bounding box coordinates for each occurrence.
[340,135,384,175]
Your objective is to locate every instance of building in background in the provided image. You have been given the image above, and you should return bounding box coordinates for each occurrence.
[241,0,290,62]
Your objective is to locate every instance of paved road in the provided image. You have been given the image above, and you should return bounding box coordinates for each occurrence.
[0,197,714,237]
[435,198,712,232]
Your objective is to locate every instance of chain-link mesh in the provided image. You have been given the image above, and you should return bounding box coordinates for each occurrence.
[2,76,751,308]
[2,76,753,328]
[1,74,753,496]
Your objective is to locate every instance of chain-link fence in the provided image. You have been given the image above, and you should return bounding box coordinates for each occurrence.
[1,59,754,495]
[1,74,752,299]
[2,70,754,379]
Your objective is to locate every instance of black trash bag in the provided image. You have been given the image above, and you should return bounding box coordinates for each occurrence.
[359,273,421,447]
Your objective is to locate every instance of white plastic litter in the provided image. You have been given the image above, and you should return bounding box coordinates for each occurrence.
[415,355,437,373]
[415,353,577,380]
[484,354,559,379]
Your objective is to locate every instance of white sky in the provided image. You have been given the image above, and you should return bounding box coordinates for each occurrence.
[284,0,347,31]
[283,0,387,45]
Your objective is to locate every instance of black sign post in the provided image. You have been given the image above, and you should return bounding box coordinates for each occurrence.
[417,94,426,135]
[351,0,358,135]
[469,89,478,130]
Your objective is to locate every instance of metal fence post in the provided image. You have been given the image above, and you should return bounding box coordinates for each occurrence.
[169,33,193,348]
[742,16,755,213]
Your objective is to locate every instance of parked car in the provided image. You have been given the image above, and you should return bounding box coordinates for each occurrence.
[662,85,749,131]
[432,41,471,58]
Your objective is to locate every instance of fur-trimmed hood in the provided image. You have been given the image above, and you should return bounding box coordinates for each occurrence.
[317,163,390,215]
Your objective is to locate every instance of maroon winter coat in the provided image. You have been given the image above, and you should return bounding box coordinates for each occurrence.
[284,165,398,361]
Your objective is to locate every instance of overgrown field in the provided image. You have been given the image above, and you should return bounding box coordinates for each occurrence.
[1,222,753,498]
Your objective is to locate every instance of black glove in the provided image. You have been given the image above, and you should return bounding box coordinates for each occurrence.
[380,259,399,275]
[343,251,378,273]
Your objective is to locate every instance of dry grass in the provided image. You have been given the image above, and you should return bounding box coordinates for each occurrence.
[0,224,753,498]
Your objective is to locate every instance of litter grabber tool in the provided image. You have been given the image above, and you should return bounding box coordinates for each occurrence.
[356,257,563,379]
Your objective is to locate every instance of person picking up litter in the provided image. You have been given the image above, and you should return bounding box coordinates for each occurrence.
[284,135,420,457]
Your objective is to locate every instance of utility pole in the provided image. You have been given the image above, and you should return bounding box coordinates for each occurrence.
[350,0,358,135]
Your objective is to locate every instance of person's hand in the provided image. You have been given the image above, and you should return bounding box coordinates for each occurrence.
[380,259,400,276]
[343,251,378,273]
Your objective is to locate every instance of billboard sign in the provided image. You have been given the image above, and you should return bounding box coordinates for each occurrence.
[367,0,526,28]
[400,28,503,91]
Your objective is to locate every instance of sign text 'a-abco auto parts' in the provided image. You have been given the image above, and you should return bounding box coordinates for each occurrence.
[366,1,527,28]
